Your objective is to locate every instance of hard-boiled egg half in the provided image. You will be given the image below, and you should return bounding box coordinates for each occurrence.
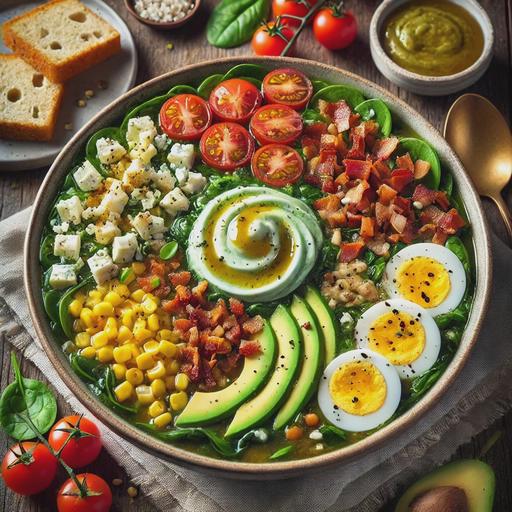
[318,349,401,432]
[355,299,441,379]
[382,243,466,316]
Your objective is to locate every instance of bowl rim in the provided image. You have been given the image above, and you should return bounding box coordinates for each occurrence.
[123,0,201,28]
[369,0,495,84]
[24,55,493,479]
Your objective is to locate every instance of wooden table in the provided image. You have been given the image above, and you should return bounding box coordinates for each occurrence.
[1,0,511,510]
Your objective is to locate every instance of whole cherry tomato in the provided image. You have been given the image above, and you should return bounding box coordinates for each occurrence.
[272,0,318,27]
[252,21,295,57]
[313,7,357,50]
[57,473,112,512]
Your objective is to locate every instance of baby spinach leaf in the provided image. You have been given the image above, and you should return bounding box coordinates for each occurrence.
[440,170,454,197]
[354,99,392,137]
[302,108,328,126]
[39,234,59,269]
[160,241,178,260]
[238,76,263,88]
[246,301,281,318]
[207,0,270,49]
[0,354,57,440]
[398,137,441,190]
[222,64,267,81]
[445,236,471,274]
[311,85,365,109]
[319,424,347,443]
[59,276,94,340]
[269,444,293,460]
[312,79,330,93]
[43,289,61,324]
[197,74,224,99]
[367,256,386,283]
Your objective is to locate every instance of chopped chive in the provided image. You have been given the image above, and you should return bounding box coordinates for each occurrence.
[120,268,134,283]
[150,277,161,289]
[269,445,293,460]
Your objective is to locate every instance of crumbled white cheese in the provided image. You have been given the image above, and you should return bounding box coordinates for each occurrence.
[56,196,83,225]
[96,137,126,165]
[129,143,157,165]
[160,188,189,216]
[133,0,195,23]
[181,171,207,195]
[95,221,121,245]
[309,430,323,441]
[112,233,138,263]
[150,164,176,192]
[167,143,195,170]
[49,264,77,289]
[174,167,189,186]
[154,133,170,151]
[339,312,353,325]
[87,250,118,284]
[131,188,161,210]
[97,179,129,216]
[132,211,166,240]
[85,223,96,235]
[52,221,70,234]
[413,201,423,210]
[126,116,157,151]
[73,160,103,191]
[122,159,150,189]
[54,234,81,260]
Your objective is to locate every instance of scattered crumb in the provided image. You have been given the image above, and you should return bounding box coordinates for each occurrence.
[64,123,73,131]
[127,486,138,498]
[77,99,87,108]
[98,80,108,90]
[85,89,95,98]
[166,42,174,50]
[112,478,123,486]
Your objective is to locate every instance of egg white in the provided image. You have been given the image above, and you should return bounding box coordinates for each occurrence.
[382,243,466,316]
[318,349,401,432]
[355,299,441,379]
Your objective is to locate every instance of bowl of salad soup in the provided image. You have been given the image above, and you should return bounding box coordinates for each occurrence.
[24,57,491,478]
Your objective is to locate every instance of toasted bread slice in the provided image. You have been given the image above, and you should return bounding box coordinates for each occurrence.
[3,0,121,83]
[0,54,64,141]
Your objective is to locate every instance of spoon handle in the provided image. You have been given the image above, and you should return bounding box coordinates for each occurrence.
[490,192,512,243]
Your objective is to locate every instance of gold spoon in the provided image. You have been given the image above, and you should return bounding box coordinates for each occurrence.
[444,93,512,241]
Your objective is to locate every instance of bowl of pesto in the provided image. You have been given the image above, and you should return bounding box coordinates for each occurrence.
[24,57,491,478]
[370,0,494,95]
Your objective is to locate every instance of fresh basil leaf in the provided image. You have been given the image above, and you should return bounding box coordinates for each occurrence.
[207,0,270,49]
[160,241,178,260]
[269,444,293,460]
[354,99,392,137]
[397,137,441,190]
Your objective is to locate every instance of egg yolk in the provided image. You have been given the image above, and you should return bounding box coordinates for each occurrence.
[329,361,386,416]
[368,310,425,365]
[396,256,450,309]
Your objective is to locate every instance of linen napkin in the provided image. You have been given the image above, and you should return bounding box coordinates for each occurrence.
[1,205,511,512]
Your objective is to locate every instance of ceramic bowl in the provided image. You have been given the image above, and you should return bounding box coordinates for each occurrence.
[24,56,492,479]
[124,0,200,29]
[369,0,494,96]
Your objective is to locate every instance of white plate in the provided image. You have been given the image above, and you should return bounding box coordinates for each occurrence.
[0,0,137,171]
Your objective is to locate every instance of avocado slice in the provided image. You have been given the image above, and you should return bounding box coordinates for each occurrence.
[273,296,324,430]
[395,459,495,512]
[224,305,302,438]
[304,286,339,365]
[175,320,276,427]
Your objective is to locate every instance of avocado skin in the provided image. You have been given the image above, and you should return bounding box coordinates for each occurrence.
[395,459,495,512]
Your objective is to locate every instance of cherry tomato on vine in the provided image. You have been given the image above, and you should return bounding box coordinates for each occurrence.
[252,21,295,57]
[160,94,212,141]
[1,442,57,496]
[272,0,318,27]
[313,7,357,50]
[209,79,262,124]
[200,122,255,171]
[49,415,102,469]
[262,68,313,110]
[251,144,304,187]
[250,104,303,146]
[57,473,112,512]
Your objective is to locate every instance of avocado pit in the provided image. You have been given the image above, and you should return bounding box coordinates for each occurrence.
[409,486,469,512]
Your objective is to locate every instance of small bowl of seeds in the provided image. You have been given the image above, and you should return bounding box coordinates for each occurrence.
[124,0,200,29]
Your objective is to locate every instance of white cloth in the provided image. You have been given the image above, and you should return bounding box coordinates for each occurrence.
[1,206,511,512]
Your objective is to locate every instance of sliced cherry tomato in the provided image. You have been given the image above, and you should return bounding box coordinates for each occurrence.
[57,474,112,512]
[251,22,295,57]
[1,442,57,496]
[49,415,102,469]
[200,122,255,171]
[160,94,211,141]
[251,144,304,187]
[250,104,303,146]
[272,0,318,26]
[313,7,357,50]
[209,79,262,124]
[262,68,313,110]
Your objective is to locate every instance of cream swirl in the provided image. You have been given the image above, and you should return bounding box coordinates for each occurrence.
[187,186,323,302]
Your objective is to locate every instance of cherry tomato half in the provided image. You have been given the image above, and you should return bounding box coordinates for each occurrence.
[262,68,313,110]
[272,0,318,27]
[209,79,262,124]
[49,415,102,469]
[250,104,303,146]
[160,94,212,141]
[200,122,255,172]
[313,8,357,50]
[57,474,112,512]
[1,442,57,496]
[251,144,304,187]
[252,23,295,57]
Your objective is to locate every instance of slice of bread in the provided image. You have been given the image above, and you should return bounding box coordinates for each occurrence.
[3,0,121,83]
[0,54,64,141]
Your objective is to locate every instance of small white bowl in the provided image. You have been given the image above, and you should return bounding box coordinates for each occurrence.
[370,0,494,96]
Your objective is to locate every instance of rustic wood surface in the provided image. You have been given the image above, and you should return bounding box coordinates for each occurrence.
[1,0,511,510]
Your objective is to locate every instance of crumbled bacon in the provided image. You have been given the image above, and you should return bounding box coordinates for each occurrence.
[373,136,399,160]
[414,159,431,179]
[239,340,262,357]
[169,271,191,287]
[242,316,264,336]
[340,241,365,262]
[396,153,414,171]
[412,184,437,207]
[343,159,372,180]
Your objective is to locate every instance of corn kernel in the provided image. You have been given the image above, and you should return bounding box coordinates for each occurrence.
[164,376,175,391]
[154,412,172,429]
[141,298,158,315]
[132,262,146,275]
[104,291,123,306]
[151,378,166,398]
[147,314,159,331]
[143,340,160,355]
[126,367,144,386]
[96,285,108,296]
[114,284,130,298]
[135,385,154,404]
[97,345,114,363]
[144,293,160,305]
[121,309,135,329]
[134,319,153,343]
[89,289,104,301]
[148,400,166,418]
[80,308,94,328]
[169,391,188,411]
[93,301,115,317]
[124,342,140,358]
[75,332,91,348]
[131,289,145,303]
[114,381,133,402]
[85,326,101,336]
[175,373,189,391]
[136,352,154,371]
[80,346,96,359]
[113,345,132,364]
[158,340,177,358]
[147,360,166,381]
[112,363,127,380]
[166,359,181,375]
[69,299,83,317]
[117,325,133,343]
[104,317,118,340]
[157,329,174,341]
[91,331,109,348]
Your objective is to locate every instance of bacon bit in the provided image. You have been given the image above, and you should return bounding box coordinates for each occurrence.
[304,122,328,139]
[162,296,182,313]
[412,184,437,207]
[192,280,208,301]
[388,168,414,192]
[227,297,244,317]
[375,202,393,226]
[174,318,194,331]
[343,159,372,180]
[390,212,408,233]
[201,358,217,389]
[239,340,261,357]
[377,183,398,205]
[433,229,448,245]
[210,299,228,326]
[346,133,365,159]
[321,177,337,194]
[332,100,352,132]
[373,136,399,160]
[169,271,191,287]
[335,172,350,187]
[175,285,192,303]
[346,210,363,227]
[217,351,240,373]
[373,160,392,179]
[313,194,341,211]
[414,159,431,179]
[188,326,199,345]
[435,190,451,210]
[340,241,365,262]
[393,195,412,216]
[302,136,319,159]
[396,153,414,171]
[420,205,445,225]
[360,216,375,238]
[438,208,465,234]
[204,336,231,356]
[366,235,390,256]
[325,210,347,227]
[225,323,242,344]
[149,259,167,276]
[242,315,264,336]
[344,180,369,205]
[181,346,200,381]
[320,134,338,151]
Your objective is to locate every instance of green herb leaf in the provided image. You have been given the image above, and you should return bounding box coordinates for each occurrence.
[269,444,293,460]
[197,74,224,99]
[319,424,347,443]
[311,85,365,109]
[58,276,94,340]
[160,241,178,260]
[397,137,441,190]
[445,236,471,274]
[120,267,135,283]
[354,99,392,137]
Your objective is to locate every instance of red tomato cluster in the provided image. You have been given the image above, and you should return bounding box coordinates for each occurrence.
[159,68,314,187]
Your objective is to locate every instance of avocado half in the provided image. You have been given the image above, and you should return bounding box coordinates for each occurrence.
[395,459,495,512]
